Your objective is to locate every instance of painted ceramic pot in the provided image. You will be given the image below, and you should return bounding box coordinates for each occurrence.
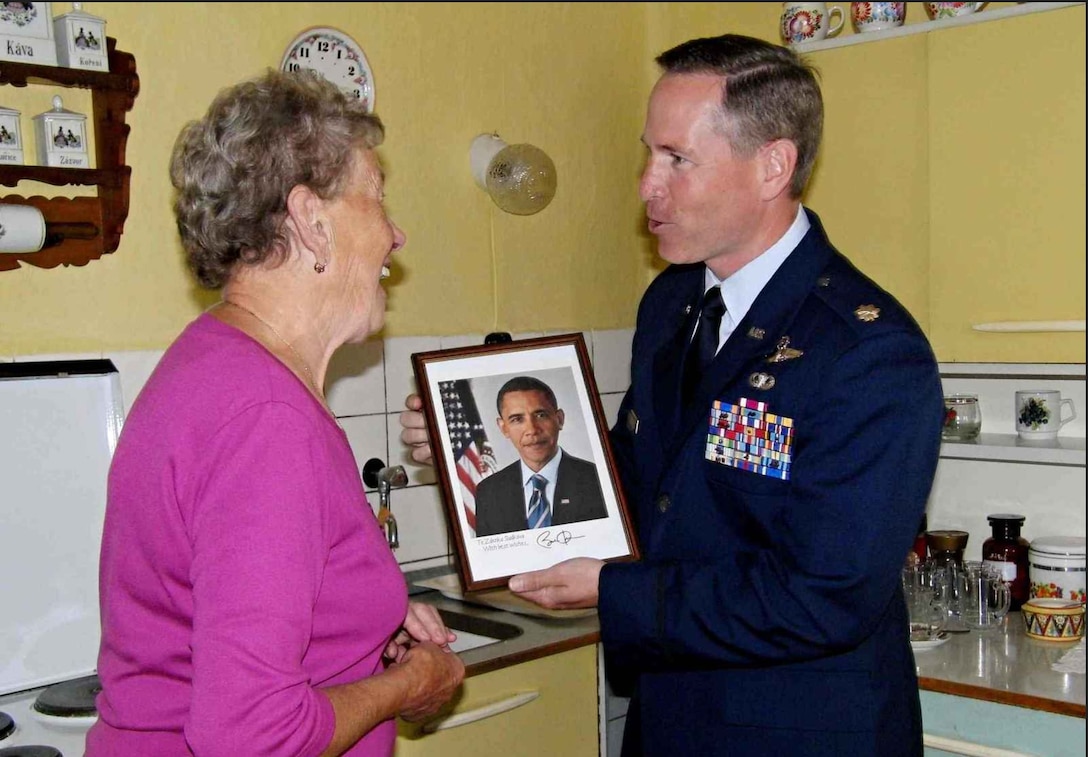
[924,2,987,20]
[852,2,906,33]
[1021,598,1085,641]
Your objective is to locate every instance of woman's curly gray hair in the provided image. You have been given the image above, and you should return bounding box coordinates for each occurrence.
[170,69,385,289]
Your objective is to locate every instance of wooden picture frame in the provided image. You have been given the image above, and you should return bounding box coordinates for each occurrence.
[413,334,639,591]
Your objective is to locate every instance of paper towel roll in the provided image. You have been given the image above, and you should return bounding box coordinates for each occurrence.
[0,205,47,254]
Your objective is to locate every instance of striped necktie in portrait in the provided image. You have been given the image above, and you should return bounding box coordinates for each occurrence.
[527,474,552,529]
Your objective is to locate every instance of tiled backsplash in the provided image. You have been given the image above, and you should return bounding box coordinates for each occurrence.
[9,330,634,573]
[9,341,1082,573]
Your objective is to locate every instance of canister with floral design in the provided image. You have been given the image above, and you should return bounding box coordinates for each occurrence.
[1029,536,1085,605]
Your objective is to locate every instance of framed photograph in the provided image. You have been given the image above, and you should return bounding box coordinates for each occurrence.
[413,333,639,591]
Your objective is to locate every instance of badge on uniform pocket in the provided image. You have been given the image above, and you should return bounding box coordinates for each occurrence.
[705,397,794,481]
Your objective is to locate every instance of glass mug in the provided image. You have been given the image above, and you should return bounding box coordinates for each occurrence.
[942,394,981,441]
[963,561,1011,630]
[902,564,943,639]
[927,561,970,634]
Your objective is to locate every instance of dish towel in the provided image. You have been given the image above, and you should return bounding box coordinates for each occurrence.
[1051,637,1085,674]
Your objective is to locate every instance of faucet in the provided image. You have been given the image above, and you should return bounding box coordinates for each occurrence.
[362,458,408,549]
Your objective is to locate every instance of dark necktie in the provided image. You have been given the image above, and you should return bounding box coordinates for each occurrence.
[527,474,552,529]
[682,285,726,402]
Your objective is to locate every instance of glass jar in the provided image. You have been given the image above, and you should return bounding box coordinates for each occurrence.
[926,529,969,569]
[942,395,981,441]
[905,513,929,568]
[982,514,1030,610]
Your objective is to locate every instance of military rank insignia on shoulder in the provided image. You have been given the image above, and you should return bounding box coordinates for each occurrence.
[854,304,880,323]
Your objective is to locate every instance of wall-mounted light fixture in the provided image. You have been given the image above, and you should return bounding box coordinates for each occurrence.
[469,133,557,216]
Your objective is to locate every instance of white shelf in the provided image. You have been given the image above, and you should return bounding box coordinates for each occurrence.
[793,2,1084,53]
[940,433,1086,466]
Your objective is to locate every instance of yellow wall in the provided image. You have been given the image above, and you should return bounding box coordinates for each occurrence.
[1,2,649,354]
[2,3,1084,364]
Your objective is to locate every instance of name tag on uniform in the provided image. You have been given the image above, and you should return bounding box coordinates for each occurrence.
[705,397,794,481]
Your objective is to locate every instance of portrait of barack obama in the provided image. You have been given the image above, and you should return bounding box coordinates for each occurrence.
[474,376,608,538]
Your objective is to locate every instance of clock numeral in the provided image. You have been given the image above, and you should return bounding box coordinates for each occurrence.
[317,41,331,53]
[298,48,310,59]
[336,49,343,60]
[348,66,356,76]
[287,63,301,72]
[352,89,362,99]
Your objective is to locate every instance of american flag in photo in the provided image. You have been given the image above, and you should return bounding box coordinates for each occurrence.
[439,380,497,535]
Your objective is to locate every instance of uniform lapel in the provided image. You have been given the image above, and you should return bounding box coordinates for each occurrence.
[651,275,704,445]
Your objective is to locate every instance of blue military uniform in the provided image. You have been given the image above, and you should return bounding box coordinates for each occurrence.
[599,210,943,755]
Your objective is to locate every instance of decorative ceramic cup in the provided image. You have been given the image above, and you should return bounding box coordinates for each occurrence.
[851,2,906,33]
[1015,390,1076,441]
[942,394,981,441]
[924,2,987,20]
[780,2,845,46]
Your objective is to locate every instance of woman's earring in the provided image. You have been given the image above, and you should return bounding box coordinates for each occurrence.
[314,262,326,274]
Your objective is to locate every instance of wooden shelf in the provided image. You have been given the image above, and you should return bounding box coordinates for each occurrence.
[0,38,139,272]
[940,433,1086,467]
[793,2,1084,53]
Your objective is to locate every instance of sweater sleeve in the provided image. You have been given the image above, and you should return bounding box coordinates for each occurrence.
[184,402,336,757]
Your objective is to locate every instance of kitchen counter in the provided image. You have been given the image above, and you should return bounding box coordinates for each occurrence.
[914,612,1085,718]
[411,578,1084,720]
[408,587,601,677]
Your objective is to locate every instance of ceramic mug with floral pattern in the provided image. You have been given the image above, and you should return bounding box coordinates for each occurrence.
[852,2,906,33]
[780,2,845,46]
[924,2,987,20]
[1015,389,1076,441]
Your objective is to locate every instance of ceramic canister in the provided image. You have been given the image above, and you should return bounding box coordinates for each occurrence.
[1029,536,1086,605]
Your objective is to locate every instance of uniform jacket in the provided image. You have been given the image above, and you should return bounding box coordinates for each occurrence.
[598,210,943,756]
[474,450,608,537]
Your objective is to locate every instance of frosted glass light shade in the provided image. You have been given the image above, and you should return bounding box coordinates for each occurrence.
[469,133,557,216]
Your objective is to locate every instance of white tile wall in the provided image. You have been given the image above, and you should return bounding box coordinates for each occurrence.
[382,335,441,413]
[326,340,385,417]
[13,328,637,571]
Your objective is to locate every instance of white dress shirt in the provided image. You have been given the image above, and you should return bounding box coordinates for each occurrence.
[703,204,811,354]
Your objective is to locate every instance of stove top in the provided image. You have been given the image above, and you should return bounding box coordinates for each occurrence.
[0,680,97,755]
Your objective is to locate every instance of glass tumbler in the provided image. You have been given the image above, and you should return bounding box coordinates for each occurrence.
[942,394,982,441]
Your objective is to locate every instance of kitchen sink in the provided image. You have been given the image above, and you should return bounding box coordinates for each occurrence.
[437,608,522,653]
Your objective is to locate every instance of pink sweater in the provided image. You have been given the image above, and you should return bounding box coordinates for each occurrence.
[87,314,407,757]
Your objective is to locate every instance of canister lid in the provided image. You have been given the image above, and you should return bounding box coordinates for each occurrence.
[987,513,1026,525]
[1029,536,1086,556]
[925,530,970,551]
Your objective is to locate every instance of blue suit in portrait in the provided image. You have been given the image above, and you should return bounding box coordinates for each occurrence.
[598,210,943,756]
[474,450,608,538]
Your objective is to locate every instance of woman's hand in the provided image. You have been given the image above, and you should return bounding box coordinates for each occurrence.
[399,394,434,465]
[392,641,466,722]
[384,601,457,663]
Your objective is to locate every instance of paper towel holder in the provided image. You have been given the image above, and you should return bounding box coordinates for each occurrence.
[0,204,99,255]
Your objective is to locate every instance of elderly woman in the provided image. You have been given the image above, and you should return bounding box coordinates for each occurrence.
[86,70,464,757]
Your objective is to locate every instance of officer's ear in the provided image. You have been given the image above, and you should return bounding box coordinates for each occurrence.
[758,139,797,201]
[556,409,565,430]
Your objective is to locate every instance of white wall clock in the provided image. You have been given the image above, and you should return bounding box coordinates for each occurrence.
[280,27,375,112]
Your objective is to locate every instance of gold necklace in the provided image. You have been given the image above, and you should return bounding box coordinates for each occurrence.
[222,300,321,396]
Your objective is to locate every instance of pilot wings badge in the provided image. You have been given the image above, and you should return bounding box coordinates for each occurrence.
[765,336,804,364]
